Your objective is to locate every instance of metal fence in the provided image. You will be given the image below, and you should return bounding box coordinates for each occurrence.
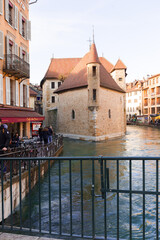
[0,156,159,240]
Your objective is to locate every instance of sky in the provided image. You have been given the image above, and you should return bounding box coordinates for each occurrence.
[29,0,160,85]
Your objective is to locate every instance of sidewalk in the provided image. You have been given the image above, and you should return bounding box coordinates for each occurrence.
[0,232,62,240]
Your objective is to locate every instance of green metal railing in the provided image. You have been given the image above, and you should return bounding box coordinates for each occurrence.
[0,156,159,239]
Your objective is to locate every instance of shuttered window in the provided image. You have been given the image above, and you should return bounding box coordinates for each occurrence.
[14,6,18,30]
[26,85,29,107]
[6,77,10,105]
[0,74,3,104]
[15,80,19,106]
[15,43,18,56]
[19,12,22,35]
[20,82,23,107]
[27,20,31,40]
[5,0,9,22]
[0,0,3,15]
[0,31,3,59]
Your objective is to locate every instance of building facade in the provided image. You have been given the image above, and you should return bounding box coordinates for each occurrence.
[0,0,44,138]
[143,74,160,121]
[126,80,143,120]
[41,42,127,141]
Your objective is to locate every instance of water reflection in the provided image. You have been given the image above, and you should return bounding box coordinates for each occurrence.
[8,126,160,239]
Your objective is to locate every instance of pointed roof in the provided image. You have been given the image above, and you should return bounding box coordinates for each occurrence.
[87,43,100,64]
[55,44,125,94]
[111,59,127,73]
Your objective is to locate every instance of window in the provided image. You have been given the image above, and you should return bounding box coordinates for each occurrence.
[9,3,13,26]
[72,110,75,119]
[51,82,55,89]
[134,92,137,95]
[108,109,111,118]
[93,89,96,101]
[119,77,122,81]
[22,19,25,37]
[58,82,61,87]
[52,96,55,103]
[92,66,96,76]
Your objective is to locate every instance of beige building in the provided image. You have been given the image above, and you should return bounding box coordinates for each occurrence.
[126,80,143,120]
[41,42,127,141]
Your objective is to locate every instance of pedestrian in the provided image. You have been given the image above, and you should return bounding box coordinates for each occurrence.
[48,125,53,143]
[0,119,11,152]
[42,126,49,144]
[38,125,43,142]
[12,132,20,147]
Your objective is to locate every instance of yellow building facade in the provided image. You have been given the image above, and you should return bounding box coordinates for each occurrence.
[0,0,44,138]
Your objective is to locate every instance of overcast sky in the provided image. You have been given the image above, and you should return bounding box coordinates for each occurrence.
[29,0,160,84]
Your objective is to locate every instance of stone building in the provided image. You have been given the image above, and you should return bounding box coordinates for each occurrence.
[41,42,126,141]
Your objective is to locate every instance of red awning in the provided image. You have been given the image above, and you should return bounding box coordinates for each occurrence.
[0,108,45,123]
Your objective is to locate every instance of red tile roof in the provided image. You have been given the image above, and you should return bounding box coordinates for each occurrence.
[55,43,125,94]
[111,59,127,72]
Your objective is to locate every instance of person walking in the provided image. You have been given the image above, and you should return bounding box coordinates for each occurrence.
[48,125,53,143]
[42,126,49,144]
[38,125,43,142]
[0,119,11,151]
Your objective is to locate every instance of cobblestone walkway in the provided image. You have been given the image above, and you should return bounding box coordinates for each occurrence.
[0,232,62,240]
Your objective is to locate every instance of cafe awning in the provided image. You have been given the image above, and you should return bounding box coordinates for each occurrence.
[0,107,45,123]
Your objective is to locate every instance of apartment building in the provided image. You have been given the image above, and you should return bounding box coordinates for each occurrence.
[143,74,160,121]
[0,0,44,138]
[126,80,143,120]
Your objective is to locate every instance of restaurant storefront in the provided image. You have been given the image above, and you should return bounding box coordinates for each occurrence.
[0,107,44,138]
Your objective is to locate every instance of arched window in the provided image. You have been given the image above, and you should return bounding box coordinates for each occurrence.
[108,109,111,118]
[72,110,75,119]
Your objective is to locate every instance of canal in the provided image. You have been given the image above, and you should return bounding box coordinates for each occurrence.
[8,126,160,239]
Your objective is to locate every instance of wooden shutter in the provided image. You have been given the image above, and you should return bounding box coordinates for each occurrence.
[19,12,22,35]
[5,35,9,54]
[0,31,3,59]
[19,46,23,58]
[27,20,31,41]
[5,0,9,22]
[15,43,18,56]
[0,74,3,104]
[0,0,3,15]
[15,80,19,106]
[20,82,23,107]
[26,52,29,63]
[6,77,10,105]
[26,85,29,107]
[14,6,18,30]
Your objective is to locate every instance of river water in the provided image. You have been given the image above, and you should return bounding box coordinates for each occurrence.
[10,126,160,239]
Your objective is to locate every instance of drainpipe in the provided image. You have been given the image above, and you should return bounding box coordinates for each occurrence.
[29,0,38,5]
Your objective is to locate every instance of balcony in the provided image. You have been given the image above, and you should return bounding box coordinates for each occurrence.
[3,54,30,79]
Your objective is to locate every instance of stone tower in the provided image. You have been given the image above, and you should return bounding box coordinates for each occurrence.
[111,59,127,91]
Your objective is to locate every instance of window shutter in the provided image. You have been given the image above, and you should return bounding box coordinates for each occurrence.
[15,43,18,56]
[0,31,3,59]
[20,82,23,107]
[26,85,29,107]
[26,52,29,63]
[14,6,18,30]
[19,46,22,58]
[5,0,9,22]
[5,35,9,54]
[15,80,19,106]
[27,20,31,41]
[19,12,22,35]
[0,74,3,104]
[6,77,10,105]
[0,0,3,15]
